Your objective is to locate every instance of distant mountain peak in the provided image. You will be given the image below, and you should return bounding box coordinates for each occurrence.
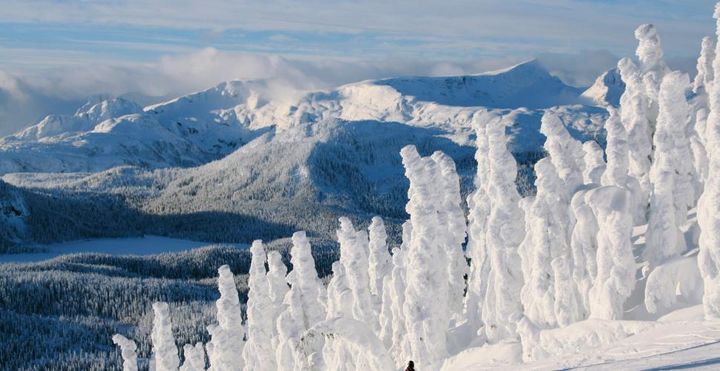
[581,69,625,107]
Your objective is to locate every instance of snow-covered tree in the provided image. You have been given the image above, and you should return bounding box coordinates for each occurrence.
[388,246,410,368]
[635,24,670,104]
[481,116,525,343]
[582,141,606,185]
[690,38,714,195]
[267,250,289,322]
[378,275,394,348]
[337,217,375,328]
[180,343,206,371]
[694,36,715,95]
[518,161,558,330]
[151,302,180,371]
[431,150,469,321]
[243,240,276,371]
[276,231,326,370]
[601,106,645,224]
[569,189,599,318]
[400,145,450,367]
[586,186,636,320]
[463,112,493,335]
[326,261,354,319]
[367,216,391,309]
[540,111,585,194]
[618,57,653,203]
[698,2,720,320]
[644,72,693,267]
[206,266,245,371]
[112,334,138,371]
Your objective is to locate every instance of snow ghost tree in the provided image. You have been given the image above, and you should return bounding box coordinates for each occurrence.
[367,216,391,309]
[326,261,355,319]
[206,265,245,371]
[694,36,716,95]
[481,115,525,343]
[400,145,450,368]
[601,106,644,224]
[243,241,276,371]
[618,57,653,203]
[698,2,720,320]
[635,24,669,104]
[586,186,636,320]
[540,111,584,194]
[645,72,693,267]
[463,112,493,336]
[337,217,375,328]
[431,150,468,321]
[388,246,410,368]
[266,250,289,325]
[569,189,599,318]
[276,231,326,370]
[112,334,138,371]
[520,158,581,329]
[151,302,180,371]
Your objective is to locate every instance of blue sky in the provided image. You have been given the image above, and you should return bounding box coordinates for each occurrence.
[0,0,718,134]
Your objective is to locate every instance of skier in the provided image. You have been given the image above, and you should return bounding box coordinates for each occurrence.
[405,360,415,371]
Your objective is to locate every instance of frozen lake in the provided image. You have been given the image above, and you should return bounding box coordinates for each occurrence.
[0,235,244,263]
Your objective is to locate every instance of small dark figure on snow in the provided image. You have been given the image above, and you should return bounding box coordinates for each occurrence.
[405,360,415,371]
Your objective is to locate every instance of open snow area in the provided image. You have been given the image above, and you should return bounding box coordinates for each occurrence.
[0,235,243,263]
[443,305,720,370]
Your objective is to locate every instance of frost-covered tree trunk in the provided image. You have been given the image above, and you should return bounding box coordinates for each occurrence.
[367,216,391,311]
[586,187,636,320]
[691,38,714,195]
[644,72,692,267]
[206,266,245,371]
[431,150,468,322]
[400,145,450,368]
[180,343,206,371]
[463,112,493,335]
[481,116,525,343]
[582,141,606,185]
[112,334,139,371]
[337,217,375,328]
[698,3,720,320]
[243,241,276,371]
[151,302,180,371]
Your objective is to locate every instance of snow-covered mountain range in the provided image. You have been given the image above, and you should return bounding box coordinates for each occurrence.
[0,59,604,175]
[0,59,611,247]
